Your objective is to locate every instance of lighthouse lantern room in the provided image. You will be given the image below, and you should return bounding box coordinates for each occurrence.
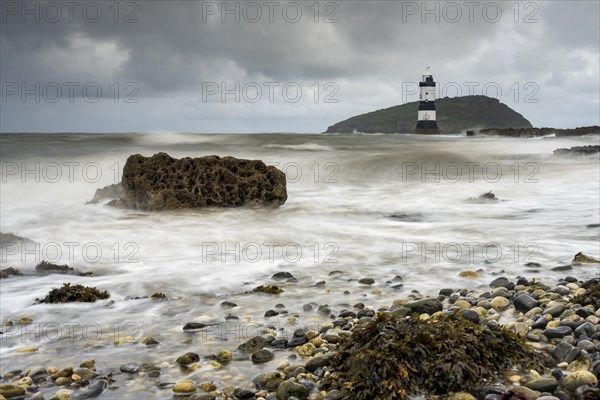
[415,68,440,134]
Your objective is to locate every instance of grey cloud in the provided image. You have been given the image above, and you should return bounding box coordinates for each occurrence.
[0,0,598,132]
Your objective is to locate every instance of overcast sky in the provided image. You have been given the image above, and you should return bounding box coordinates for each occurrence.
[1,0,598,133]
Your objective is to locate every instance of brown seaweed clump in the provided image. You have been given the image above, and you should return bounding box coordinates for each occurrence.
[36,283,110,304]
[321,312,542,399]
[252,285,283,294]
[573,283,600,307]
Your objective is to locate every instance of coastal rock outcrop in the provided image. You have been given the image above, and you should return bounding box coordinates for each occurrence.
[553,145,600,156]
[90,153,287,210]
[478,126,600,137]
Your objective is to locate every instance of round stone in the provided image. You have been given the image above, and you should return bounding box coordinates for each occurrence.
[562,371,598,392]
[217,350,232,363]
[524,377,558,392]
[0,385,26,399]
[173,379,197,394]
[252,349,274,364]
[490,296,510,310]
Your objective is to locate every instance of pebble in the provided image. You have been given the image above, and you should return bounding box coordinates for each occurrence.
[562,370,598,391]
[489,277,510,288]
[54,389,73,400]
[238,337,266,353]
[317,305,331,316]
[544,326,573,339]
[574,321,596,337]
[252,349,274,364]
[217,350,232,363]
[253,371,285,391]
[447,393,476,400]
[17,316,33,325]
[277,380,309,400]
[545,305,566,318]
[489,297,510,310]
[510,386,540,399]
[514,293,538,312]
[79,360,95,369]
[453,300,471,309]
[322,330,341,344]
[119,363,140,374]
[0,385,25,398]
[524,377,558,392]
[533,316,549,329]
[55,377,70,386]
[173,379,196,394]
[403,298,442,315]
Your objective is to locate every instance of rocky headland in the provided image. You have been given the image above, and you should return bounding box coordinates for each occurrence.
[324,96,532,134]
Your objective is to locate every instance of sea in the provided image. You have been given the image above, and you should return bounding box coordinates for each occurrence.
[1,132,599,398]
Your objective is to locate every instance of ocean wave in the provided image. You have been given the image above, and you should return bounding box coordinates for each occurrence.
[264,143,334,151]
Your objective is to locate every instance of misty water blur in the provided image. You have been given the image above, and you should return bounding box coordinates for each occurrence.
[0,132,599,398]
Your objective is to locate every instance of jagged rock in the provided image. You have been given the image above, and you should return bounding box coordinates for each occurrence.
[35,261,92,276]
[0,267,22,279]
[87,183,124,204]
[553,145,600,156]
[479,126,600,137]
[101,153,287,210]
[465,191,500,204]
[239,336,266,353]
[572,252,600,264]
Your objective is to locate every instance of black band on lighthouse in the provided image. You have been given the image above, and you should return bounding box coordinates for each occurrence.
[418,101,436,111]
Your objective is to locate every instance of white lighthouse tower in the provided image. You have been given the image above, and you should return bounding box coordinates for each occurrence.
[415,68,440,134]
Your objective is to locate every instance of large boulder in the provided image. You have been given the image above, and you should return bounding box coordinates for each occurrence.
[98,153,287,210]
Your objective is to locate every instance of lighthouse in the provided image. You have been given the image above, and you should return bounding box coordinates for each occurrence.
[415,68,440,134]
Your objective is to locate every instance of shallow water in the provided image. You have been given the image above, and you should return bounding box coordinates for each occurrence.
[1,132,599,398]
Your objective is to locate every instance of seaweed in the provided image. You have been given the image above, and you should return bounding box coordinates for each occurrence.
[321,312,542,399]
[36,260,74,273]
[252,285,283,294]
[35,260,93,276]
[36,283,110,303]
[573,283,600,306]
[0,267,22,279]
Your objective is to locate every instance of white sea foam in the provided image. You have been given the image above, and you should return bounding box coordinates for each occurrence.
[0,132,598,392]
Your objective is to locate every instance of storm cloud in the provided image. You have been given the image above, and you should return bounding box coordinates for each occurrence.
[1,0,598,132]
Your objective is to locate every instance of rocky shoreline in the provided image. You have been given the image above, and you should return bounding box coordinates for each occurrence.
[471,126,600,138]
[2,257,600,400]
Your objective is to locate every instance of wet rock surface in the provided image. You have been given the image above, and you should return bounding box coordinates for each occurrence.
[553,145,600,156]
[35,283,110,303]
[3,272,600,399]
[99,152,287,210]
